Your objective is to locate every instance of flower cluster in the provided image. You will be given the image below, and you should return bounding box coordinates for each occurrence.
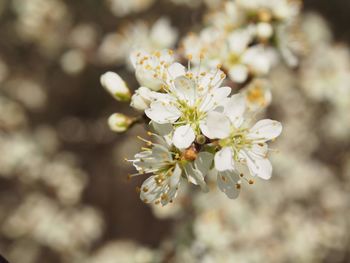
[102,50,282,205]
[181,0,302,84]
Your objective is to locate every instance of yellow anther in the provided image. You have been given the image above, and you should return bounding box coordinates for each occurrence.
[154,51,161,57]
[161,193,168,201]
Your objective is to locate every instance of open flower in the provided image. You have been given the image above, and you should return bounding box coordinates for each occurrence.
[201,94,282,198]
[129,136,213,205]
[144,60,230,149]
[241,78,272,111]
[130,50,174,91]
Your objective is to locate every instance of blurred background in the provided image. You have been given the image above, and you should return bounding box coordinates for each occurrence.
[0,0,349,262]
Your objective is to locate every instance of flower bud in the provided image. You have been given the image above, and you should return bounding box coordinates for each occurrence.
[256,22,273,40]
[100,72,131,102]
[108,113,133,133]
[130,87,154,111]
[196,134,206,145]
[228,65,249,84]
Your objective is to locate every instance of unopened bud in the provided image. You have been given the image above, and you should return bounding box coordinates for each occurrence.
[101,72,131,102]
[196,134,206,145]
[256,22,273,40]
[108,113,133,133]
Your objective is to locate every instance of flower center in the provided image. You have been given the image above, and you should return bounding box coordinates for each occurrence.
[226,52,241,67]
[247,86,264,104]
[176,101,205,132]
[219,130,251,160]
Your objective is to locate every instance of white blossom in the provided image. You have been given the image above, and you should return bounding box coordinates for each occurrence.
[201,94,282,198]
[139,52,230,149]
[129,136,213,205]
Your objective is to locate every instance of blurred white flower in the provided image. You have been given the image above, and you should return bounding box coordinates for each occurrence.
[241,78,272,111]
[106,0,155,17]
[98,18,177,67]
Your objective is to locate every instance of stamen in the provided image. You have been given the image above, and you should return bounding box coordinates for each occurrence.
[137,136,153,146]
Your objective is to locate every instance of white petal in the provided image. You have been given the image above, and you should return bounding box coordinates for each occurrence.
[214,147,234,171]
[145,101,181,124]
[184,163,208,192]
[172,124,195,149]
[223,94,246,127]
[151,122,173,136]
[197,68,225,92]
[167,62,186,79]
[250,143,268,158]
[200,111,231,139]
[173,76,196,105]
[234,161,250,178]
[152,144,172,162]
[228,30,251,54]
[135,68,163,91]
[130,87,154,111]
[140,176,160,203]
[243,46,271,75]
[228,65,249,83]
[240,150,273,180]
[170,164,182,188]
[247,119,282,142]
[150,18,178,48]
[195,152,214,175]
[217,170,240,199]
[199,86,231,112]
